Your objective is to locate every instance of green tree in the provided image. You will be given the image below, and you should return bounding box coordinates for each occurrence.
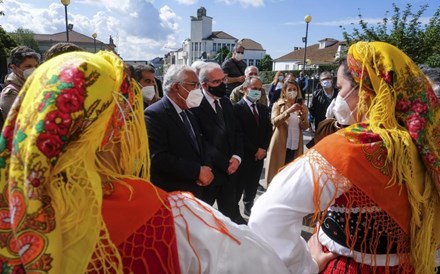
[215,46,230,65]
[10,27,40,53]
[0,0,4,16]
[258,54,273,71]
[0,26,18,78]
[340,3,440,67]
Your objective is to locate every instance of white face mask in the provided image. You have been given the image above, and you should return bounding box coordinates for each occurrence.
[179,85,204,108]
[286,90,297,99]
[321,79,332,89]
[18,67,35,80]
[235,53,244,61]
[332,87,357,125]
[142,86,155,101]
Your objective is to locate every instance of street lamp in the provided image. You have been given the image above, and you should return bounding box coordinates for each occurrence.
[60,0,70,42]
[92,33,97,53]
[302,15,312,75]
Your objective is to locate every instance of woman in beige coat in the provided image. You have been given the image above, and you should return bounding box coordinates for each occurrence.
[266,80,309,186]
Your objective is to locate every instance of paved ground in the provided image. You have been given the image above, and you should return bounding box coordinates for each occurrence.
[237,128,316,239]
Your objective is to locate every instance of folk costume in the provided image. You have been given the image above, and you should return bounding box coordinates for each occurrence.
[0,51,289,273]
[249,41,440,273]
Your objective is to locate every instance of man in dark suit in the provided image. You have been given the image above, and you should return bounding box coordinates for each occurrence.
[233,76,272,216]
[144,65,213,199]
[191,62,245,224]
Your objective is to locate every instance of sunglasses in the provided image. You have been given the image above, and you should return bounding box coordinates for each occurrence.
[236,51,244,54]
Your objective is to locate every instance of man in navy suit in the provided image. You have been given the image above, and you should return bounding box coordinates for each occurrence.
[144,65,213,199]
[191,62,245,224]
[233,76,272,216]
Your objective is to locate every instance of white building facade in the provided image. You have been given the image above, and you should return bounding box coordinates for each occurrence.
[165,7,265,67]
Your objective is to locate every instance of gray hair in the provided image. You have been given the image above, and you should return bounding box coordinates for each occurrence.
[191,60,207,75]
[243,76,262,88]
[244,65,259,76]
[233,43,245,53]
[198,62,222,83]
[423,68,440,99]
[10,46,40,66]
[163,65,196,95]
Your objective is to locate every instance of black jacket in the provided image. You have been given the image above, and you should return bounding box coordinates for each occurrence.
[309,87,339,128]
[144,97,208,198]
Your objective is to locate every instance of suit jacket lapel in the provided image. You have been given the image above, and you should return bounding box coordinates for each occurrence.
[187,110,202,154]
[201,96,225,130]
[163,97,200,154]
[240,99,259,127]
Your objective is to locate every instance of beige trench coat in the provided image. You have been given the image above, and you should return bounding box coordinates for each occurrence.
[265,99,309,186]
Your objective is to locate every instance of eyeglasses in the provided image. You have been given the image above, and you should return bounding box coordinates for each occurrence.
[236,51,244,54]
[207,77,227,85]
[180,81,200,89]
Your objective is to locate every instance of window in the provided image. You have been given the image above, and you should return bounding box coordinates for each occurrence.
[213,43,217,51]
[249,59,254,66]
[285,64,289,70]
[195,43,198,51]
[256,59,261,67]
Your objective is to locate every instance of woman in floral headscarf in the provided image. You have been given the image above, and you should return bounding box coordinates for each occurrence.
[249,41,440,273]
[0,51,289,273]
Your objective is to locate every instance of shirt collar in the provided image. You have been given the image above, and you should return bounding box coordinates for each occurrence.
[166,94,184,114]
[243,96,255,108]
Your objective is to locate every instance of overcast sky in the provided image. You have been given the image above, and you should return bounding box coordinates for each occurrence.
[0,0,436,61]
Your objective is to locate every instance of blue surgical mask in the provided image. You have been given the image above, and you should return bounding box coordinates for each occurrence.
[321,79,332,89]
[247,89,261,102]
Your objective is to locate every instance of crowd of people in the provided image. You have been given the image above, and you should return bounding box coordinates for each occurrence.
[0,40,439,273]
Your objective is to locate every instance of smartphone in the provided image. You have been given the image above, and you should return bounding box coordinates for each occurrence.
[296,98,303,105]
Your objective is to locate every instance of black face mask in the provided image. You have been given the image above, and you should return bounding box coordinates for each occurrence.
[208,82,227,97]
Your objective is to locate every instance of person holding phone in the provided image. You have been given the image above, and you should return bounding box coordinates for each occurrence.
[265,79,309,187]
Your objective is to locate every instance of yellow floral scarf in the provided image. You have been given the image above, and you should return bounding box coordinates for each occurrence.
[343,41,440,273]
[0,51,149,273]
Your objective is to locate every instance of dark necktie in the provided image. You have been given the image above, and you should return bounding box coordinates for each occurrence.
[251,103,259,125]
[180,111,199,152]
[214,100,225,127]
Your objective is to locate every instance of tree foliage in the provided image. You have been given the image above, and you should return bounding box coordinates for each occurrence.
[0,25,18,78]
[340,3,440,67]
[258,54,273,71]
[215,46,230,65]
[0,26,17,57]
[10,28,40,53]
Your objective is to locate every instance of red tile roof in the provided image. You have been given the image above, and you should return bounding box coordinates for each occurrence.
[238,38,264,51]
[34,30,105,44]
[275,40,345,65]
[208,31,236,40]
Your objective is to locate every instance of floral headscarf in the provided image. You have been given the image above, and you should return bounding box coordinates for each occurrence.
[0,51,149,273]
[344,41,440,273]
[347,42,439,186]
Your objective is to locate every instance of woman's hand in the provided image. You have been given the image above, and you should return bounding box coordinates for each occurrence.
[287,103,302,114]
[308,234,338,273]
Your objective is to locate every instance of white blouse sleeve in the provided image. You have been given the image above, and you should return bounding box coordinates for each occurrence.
[169,193,290,274]
[248,151,347,274]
